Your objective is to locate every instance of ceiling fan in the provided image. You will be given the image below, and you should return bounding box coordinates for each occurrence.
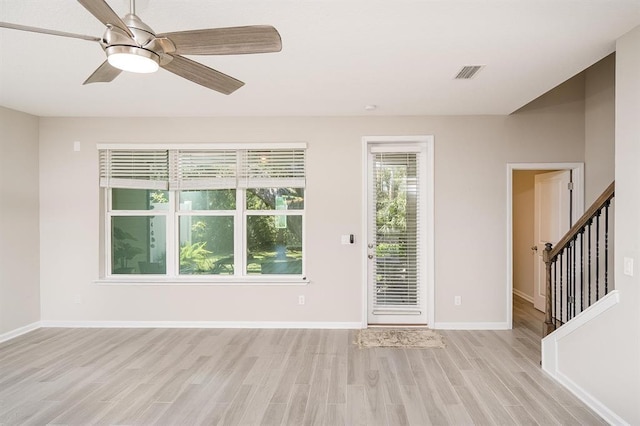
[0,0,282,95]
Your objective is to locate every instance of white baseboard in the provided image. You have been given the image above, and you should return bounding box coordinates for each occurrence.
[512,289,534,304]
[541,290,624,425]
[432,322,510,330]
[551,368,628,426]
[40,320,362,330]
[0,321,41,344]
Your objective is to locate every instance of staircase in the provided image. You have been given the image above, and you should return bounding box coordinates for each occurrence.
[542,182,615,336]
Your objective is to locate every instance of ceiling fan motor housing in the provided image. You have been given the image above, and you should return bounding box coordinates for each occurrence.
[102,13,174,67]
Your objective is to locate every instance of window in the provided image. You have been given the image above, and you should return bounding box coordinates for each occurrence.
[99,145,306,282]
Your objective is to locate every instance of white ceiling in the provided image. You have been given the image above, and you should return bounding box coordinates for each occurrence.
[1,0,639,117]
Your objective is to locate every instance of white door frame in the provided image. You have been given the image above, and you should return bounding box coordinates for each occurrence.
[506,162,584,328]
[362,135,435,328]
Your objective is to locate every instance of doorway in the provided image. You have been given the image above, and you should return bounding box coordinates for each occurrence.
[507,163,583,327]
[362,136,434,326]
[532,170,572,311]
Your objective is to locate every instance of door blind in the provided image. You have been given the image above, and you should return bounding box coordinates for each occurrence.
[372,152,421,312]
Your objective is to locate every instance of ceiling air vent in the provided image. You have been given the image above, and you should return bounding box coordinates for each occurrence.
[455,65,484,79]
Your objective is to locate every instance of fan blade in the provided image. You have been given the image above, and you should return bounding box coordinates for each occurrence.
[83,61,122,84]
[158,26,282,55]
[0,22,100,42]
[162,55,244,95]
[77,0,134,38]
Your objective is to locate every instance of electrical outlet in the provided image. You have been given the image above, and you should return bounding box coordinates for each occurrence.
[298,295,305,305]
[454,296,461,306]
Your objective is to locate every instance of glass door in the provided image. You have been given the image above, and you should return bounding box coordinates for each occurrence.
[367,143,428,325]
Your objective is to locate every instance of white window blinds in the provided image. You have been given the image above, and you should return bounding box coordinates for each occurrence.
[239,149,306,188]
[99,150,169,190]
[372,151,421,311]
[100,147,306,190]
[170,150,237,190]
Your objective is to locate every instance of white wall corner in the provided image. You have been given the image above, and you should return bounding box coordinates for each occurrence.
[0,321,41,344]
[541,334,557,375]
[552,370,630,426]
[541,290,623,425]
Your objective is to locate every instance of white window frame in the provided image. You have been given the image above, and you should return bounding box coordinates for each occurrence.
[106,190,174,276]
[243,193,306,278]
[96,143,308,285]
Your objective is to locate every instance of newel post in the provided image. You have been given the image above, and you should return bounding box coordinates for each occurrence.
[543,242,555,337]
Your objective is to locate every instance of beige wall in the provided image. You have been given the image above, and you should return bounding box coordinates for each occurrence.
[554,26,640,424]
[506,73,586,164]
[39,116,509,325]
[35,72,587,327]
[0,106,40,335]
[585,54,616,205]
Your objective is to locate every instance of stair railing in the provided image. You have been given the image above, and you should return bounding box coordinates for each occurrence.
[543,182,615,337]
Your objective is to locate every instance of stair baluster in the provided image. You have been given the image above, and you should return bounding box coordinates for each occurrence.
[543,182,615,337]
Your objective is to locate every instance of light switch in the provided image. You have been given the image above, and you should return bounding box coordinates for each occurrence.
[624,257,634,276]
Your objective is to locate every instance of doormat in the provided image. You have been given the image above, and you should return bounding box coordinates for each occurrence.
[355,328,445,349]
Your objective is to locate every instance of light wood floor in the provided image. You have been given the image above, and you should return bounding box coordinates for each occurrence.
[0,297,604,425]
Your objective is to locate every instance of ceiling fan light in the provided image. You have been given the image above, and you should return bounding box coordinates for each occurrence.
[106,46,160,73]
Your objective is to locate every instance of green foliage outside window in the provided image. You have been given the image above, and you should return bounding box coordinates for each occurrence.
[179,215,234,275]
[179,241,214,273]
[110,188,304,276]
[375,165,408,258]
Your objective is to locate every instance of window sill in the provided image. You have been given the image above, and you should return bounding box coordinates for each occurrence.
[94,276,310,286]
